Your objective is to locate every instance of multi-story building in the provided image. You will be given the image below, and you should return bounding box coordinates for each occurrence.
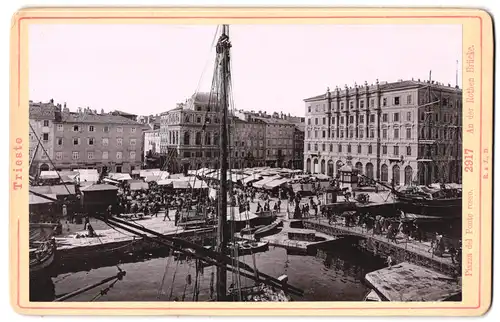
[143,129,161,158]
[292,126,305,169]
[253,116,295,168]
[29,99,59,174]
[229,116,266,168]
[160,92,221,173]
[54,107,146,174]
[303,79,462,185]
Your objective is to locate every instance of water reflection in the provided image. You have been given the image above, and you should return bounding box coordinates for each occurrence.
[32,244,385,302]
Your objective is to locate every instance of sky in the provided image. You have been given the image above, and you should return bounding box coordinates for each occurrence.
[29,24,462,117]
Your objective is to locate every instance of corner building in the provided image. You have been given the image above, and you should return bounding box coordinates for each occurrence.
[303,79,462,185]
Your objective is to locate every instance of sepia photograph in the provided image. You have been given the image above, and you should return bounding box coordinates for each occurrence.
[27,22,463,303]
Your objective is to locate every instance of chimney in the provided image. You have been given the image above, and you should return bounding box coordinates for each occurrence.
[50,98,54,104]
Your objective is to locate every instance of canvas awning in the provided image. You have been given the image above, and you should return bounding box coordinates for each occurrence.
[242,175,262,184]
[130,182,149,191]
[29,193,57,205]
[252,175,281,189]
[103,178,120,185]
[108,173,132,181]
[173,180,190,189]
[263,178,289,189]
[39,171,59,180]
[190,180,209,189]
[80,184,119,192]
[157,179,173,186]
[31,185,76,196]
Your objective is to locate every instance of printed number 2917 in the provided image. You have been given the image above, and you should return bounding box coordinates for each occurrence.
[464,149,473,172]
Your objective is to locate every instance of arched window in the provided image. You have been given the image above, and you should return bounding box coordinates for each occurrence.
[205,133,211,145]
[205,117,211,124]
[392,165,401,186]
[306,158,311,173]
[195,132,202,145]
[196,116,201,123]
[365,163,374,179]
[184,115,190,123]
[183,132,190,145]
[404,166,413,185]
[381,164,388,182]
[213,133,219,146]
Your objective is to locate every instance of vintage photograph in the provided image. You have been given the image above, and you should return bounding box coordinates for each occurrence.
[28,23,463,303]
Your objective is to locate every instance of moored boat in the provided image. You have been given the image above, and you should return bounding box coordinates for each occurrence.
[240,225,264,235]
[30,239,57,275]
[227,240,269,256]
[254,220,283,239]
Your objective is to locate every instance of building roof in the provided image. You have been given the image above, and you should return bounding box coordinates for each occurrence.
[304,80,462,102]
[112,110,137,117]
[62,113,143,125]
[80,184,119,192]
[253,117,294,126]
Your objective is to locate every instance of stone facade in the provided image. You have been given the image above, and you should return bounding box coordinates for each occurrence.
[303,79,462,185]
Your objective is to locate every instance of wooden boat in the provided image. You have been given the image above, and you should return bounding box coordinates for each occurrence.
[240,225,264,235]
[227,240,269,256]
[228,283,291,302]
[363,289,382,302]
[254,220,283,239]
[29,239,57,275]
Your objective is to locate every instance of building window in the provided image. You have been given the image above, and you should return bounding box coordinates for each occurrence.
[360,100,364,108]
[368,145,372,154]
[370,129,374,138]
[116,166,122,173]
[370,114,375,123]
[349,115,354,124]
[117,138,123,146]
[55,152,62,160]
[394,96,400,105]
[131,127,136,133]
[382,113,388,122]
[340,117,344,124]
[42,133,49,141]
[322,131,326,138]
[307,143,311,151]
[322,143,326,151]
[130,151,136,160]
[359,115,364,123]
[340,130,344,138]
[349,101,354,109]
[43,120,49,127]
[73,125,80,132]
[359,129,364,138]
[196,116,201,123]
[382,145,387,154]
[406,146,412,156]
[349,130,354,138]
[314,131,318,138]
[72,151,79,160]
[117,127,123,133]
[370,99,375,107]
[308,118,311,125]
[130,138,136,146]
[314,144,318,151]
[393,113,400,122]
[406,128,412,139]
[407,111,412,121]
[88,152,94,160]
[88,125,95,132]
[340,102,344,109]
[315,118,318,125]
[322,117,326,125]
[382,128,387,139]
[103,126,109,133]
[393,146,399,155]
[116,151,122,160]
[73,138,80,145]
[330,144,333,152]
[407,95,412,104]
[338,144,342,152]
[332,117,335,124]
[357,145,361,154]
[307,131,310,138]
[347,144,351,153]
[308,106,311,113]
[57,138,63,146]
[57,124,64,131]
[394,128,399,139]
[88,138,94,146]
[102,138,109,146]
[102,151,108,159]
[382,98,387,106]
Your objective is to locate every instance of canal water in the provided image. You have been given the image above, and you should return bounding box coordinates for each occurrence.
[49,245,386,302]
